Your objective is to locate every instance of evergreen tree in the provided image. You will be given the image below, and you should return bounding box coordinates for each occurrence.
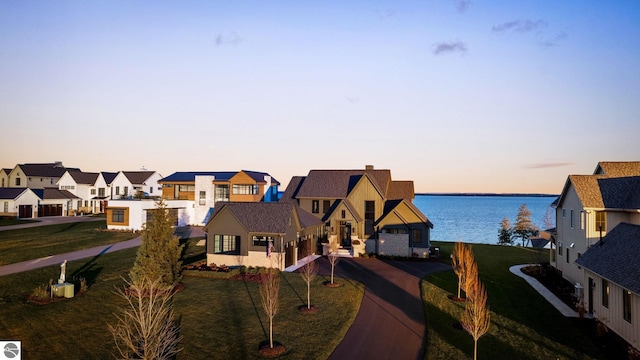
[130,200,183,289]
[513,204,538,247]
[497,217,513,245]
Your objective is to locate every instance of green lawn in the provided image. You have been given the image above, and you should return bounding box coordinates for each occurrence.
[0,238,364,359]
[0,220,139,265]
[422,242,618,360]
[0,217,39,227]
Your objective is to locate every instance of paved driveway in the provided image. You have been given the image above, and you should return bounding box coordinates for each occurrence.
[312,257,451,360]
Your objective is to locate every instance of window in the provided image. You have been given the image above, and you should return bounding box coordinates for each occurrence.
[213,234,239,254]
[562,208,566,217]
[566,248,570,263]
[178,184,195,192]
[570,210,574,228]
[595,211,606,232]
[558,241,563,256]
[15,178,20,186]
[387,228,407,234]
[580,211,585,230]
[199,191,206,206]
[413,228,422,243]
[215,185,229,201]
[365,201,375,236]
[123,186,128,196]
[91,189,96,195]
[112,209,125,223]
[252,235,273,246]
[232,184,259,195]
[98,188,105,197]
[3,202,7,213]
[623,289,632,323]
[84,200,88,207]
[341,210,346,219]
[312,200,319,213]
[602,279,609,308]
[61,185,75,190]
[323,200,331,214]
[115,186,120,195]
[77,200,82,208]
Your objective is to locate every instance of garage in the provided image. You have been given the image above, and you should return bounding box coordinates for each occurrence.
[18,205,33,218]
[38,204,63,217]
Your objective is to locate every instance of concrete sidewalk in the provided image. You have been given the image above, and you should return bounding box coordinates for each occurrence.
[510,264,579,317]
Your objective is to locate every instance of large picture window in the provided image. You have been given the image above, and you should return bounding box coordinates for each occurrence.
[232,184,259,195]
[214,185,229,202]
[213,234,240,254]
[112,209,125,223]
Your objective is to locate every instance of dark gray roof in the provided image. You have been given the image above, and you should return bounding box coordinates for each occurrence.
[295,169,391,199]
[68,171,99,185]
[211,202,321,234]
[567,175,640,209]
[32,188,79,200]
[2,168,11,175]
[123,171,156,185]
[18,163,80,177]
[101,172,118,185]
[280,176,305,203]
[0,188,29,200]
[575,222,640,294]
[160,170,279,185]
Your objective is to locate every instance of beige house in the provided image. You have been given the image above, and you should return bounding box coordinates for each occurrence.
[6,162,80,189]
[281,165,433,257]
[576,223,640,351]
[203,202,324,270]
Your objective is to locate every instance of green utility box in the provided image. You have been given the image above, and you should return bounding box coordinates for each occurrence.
[51,283,75,298]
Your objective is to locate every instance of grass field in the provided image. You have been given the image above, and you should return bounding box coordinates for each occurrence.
[422,241,622,360]
[0,218,38,227]
[0,236,363,359]
[0,220,139,265]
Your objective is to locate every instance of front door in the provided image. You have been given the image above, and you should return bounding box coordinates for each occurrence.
[340,221,352,247]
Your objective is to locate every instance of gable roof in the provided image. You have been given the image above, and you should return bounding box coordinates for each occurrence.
[377,199,433,228]
[101,172,118,185]
[17,163,80,177]
[387,181,415,200]
[295,169,391,199]
[594,161,640,177]
[122,171,156,185]
[0,188,30,200]
[279,176,305,203]
[575,223,640,294]
[32,188,79,200]
[564,175,640,209]
[208,202,321,234]
[1,168,11,175]
[67,171,99,185]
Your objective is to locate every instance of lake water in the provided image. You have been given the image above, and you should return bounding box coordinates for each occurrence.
[413,195,558,244]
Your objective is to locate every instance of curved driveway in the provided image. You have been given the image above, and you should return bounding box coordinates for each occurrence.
[313,257,450,360]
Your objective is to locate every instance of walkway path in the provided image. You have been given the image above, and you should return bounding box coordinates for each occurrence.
[510,264,579,317]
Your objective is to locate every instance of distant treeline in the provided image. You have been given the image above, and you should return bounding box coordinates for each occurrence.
[416,193,559,197]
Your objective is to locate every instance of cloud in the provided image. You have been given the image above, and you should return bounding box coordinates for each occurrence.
[215,32,243,46]
[453,0,471,13]
[375,8,395,20]
[492,20,546,33]
[539,32,568,48]
[432,41,468,55]
[524,162,574,169]
[346,97,360,104]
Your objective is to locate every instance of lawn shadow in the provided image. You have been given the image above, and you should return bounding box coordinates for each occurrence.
[241,276,268,340]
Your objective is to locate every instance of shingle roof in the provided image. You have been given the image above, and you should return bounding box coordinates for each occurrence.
[295,169,391,199]
[0,188,29,200]
[568,175,640,209]
[575,222,640,294]
[67,171,99,185]
[18,163,80,177]
[242,170,280,185]
[1,168,11,175]
[123,171,156,185]
[212,202,320,234]
[387,181,415,200]
[594,162,640,177]
[101,172,118,185]
[32,188,79,200]
[279,176,305,203]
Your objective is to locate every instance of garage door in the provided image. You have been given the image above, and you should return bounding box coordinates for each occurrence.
[39,204,63,217]
[19,205,33,218]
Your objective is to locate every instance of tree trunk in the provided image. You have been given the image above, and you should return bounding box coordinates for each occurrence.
[331,266,335,284]
[474,339,478,360]
[269,319,273,348]
[307,282,311,309]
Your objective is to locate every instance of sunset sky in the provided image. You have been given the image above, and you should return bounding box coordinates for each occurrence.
[1,1,638,194]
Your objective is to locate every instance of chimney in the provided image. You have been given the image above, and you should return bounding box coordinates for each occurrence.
[54,161,63,168]
[365,165,374,171]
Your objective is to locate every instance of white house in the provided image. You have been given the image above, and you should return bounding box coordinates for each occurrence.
[105,199,194,231]
[7,162,80,189]
[0,188,41,218]
[110,171,162,200]
[32,188,80,216]
[0,168,11,188]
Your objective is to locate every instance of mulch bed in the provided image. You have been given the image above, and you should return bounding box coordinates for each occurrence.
[323,281,341,288]
[183,261,230,272]
[258,341,286,357]
[298,305,318,314]
[447,294,467,302]
[521,264,576,309]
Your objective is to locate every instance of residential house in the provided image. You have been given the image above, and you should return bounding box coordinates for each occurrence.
[0,188,41,218]
[575,223,640,351]
[281,165,433,257]
[7,162,80,189]
[32,188,80,216]
[110,171,163,200]
[551,161,640,288]
[203,202,324,270]
[57,170,117,214]
[0,168,11,188]
[159,170,280,224]
[105,198,193,231]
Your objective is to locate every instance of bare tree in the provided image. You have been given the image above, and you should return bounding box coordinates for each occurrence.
[514,204,538,247]
[328,253,341,285]
[462,251,478,299]
[461,275,491,360]
[108,277,181,360]
[452,241,472,299]
[300,241,318,309]
[260,268,280,349]
[542,206,554,230]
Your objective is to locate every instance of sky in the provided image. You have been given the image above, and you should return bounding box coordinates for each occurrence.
[1,1,639,194]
